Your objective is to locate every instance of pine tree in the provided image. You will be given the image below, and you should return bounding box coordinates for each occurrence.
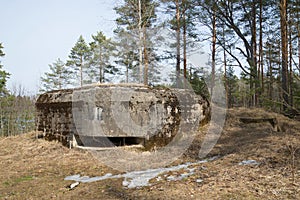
[40,58,72,92]
[114,0,159,85]
[89,32,118,83]
[0,43,10,96]
[160,0,200,87]
[161,0,182,85]
[66,35,92,87]
[225,65,238,108]
[114,30,140,83]
[265,38,281,108]
[198,0,279,106]
[188,64,209,98]
[181,0,199,79]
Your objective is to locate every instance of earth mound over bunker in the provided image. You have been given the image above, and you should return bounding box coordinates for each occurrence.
[36,84,209,149]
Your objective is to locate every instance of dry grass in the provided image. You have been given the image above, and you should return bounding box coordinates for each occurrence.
[0,107,300,199]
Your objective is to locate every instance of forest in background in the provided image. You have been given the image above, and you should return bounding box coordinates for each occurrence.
[0,0,299,136]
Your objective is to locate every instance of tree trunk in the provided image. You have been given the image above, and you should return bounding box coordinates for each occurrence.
[223,25,228,107]
[267,42,273,103]
[143,27,149,85]
[183,10,187,80]
[138,0,143,84]
[288,14,293,107]
[80,56,83,87]
[280,0,289,111]
[126,61,129,83]
[182,3,188,88]
[176,0,181,86]
[58,73,62,90]
[251,0,258,107]
[259,0,264,97]
[211,8,216,96]
[99,46,103,83]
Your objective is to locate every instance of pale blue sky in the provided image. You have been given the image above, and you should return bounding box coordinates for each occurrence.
[0,0,118,94]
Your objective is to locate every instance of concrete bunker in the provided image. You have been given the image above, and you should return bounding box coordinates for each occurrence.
[35,84,209,149]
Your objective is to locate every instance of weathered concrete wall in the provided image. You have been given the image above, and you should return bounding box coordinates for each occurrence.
[35,84,209,148]
[35,89,74,145]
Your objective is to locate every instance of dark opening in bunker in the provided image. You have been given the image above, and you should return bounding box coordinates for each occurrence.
[74,135,144,147]
[109,137,144,146]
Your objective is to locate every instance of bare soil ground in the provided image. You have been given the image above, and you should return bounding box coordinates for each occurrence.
[0,108,300,200]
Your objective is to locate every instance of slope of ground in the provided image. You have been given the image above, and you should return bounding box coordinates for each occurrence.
[0,108,299,199]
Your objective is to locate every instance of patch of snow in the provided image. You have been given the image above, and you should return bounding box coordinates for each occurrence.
[68,181,79,189]
[65,173,114,183]
[167,175,177,181]
[196,179,203,183]
[238,160,260,166]
[156,176,162,181]
[64,156,220,189]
